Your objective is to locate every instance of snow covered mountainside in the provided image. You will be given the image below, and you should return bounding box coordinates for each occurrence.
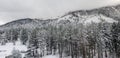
[0,4,120,58]
[0,18,56,30]
[0,4,120,30]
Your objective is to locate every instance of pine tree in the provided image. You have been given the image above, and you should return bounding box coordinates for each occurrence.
[20,28,28,45]
[110,22,120,58]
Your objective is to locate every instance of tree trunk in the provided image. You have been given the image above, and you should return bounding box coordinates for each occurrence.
[91,49,93,58]
[94,44,96,56]
[98,44,103,58]
[82,43,86,58]
[88,46,91,58]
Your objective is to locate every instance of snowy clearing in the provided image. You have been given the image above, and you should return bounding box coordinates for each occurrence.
[0,40,27,58]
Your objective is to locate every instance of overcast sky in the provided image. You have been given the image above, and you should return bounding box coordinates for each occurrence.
[0,0,120,25]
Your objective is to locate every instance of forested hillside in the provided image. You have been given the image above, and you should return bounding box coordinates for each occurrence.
[0,4,120,58]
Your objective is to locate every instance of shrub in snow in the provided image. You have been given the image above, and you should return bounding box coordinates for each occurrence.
[5,49,22,58]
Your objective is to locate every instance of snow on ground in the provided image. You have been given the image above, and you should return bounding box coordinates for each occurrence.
[43,55,59,58]
[0,40,27,58]
[0,43,14,58]
[14,40,27,51]
[42,55,82,58]
[0,39,110,58]
[42,53,109,58]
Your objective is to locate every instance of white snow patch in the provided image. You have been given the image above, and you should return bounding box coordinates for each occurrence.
[85,16,101,23]
[0,40,27,58]
[84,14,117,24]
[43,55,59,58]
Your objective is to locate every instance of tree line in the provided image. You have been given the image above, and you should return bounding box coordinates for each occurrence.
[0,21,120,58]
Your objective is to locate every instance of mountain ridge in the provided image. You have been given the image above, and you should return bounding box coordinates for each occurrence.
[0,4,120,30]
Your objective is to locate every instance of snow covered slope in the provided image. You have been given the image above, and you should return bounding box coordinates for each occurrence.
[58,14,117,24]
